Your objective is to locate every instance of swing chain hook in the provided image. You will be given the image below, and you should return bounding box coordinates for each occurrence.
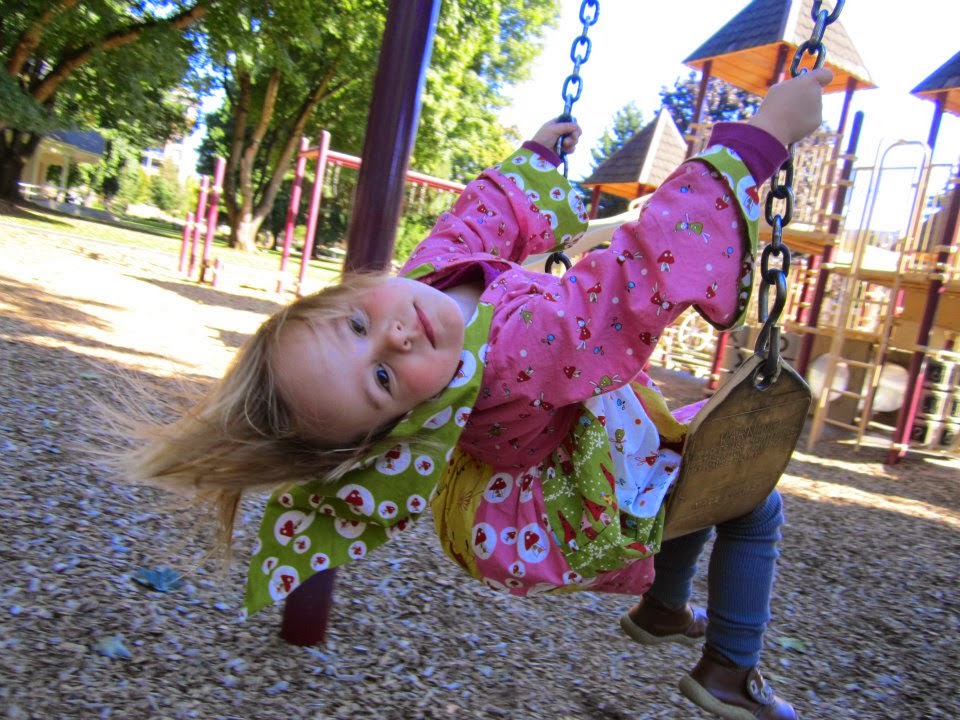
[547,0,599,276]
[755,0,843,383]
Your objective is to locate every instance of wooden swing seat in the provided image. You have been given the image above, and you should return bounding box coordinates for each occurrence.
[662,354,812,541]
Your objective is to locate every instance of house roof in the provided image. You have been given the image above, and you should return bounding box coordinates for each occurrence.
[683,0,874,96]
[581,109,688,200]
[48,130,106,157]
[911,50,960,115]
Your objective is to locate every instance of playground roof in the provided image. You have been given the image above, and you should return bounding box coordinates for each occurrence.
[911,50,960,116]
[683,0,874,96]
[48,130,106,158]
[581,109,687,200]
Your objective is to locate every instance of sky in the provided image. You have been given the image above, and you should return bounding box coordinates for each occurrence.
[500,0,960,191]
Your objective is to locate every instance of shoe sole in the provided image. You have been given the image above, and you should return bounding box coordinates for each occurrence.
[679,673,758,720]
[618,612,702,647]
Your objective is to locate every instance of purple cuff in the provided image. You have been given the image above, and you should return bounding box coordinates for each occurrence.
[707,123,789,185]
[522,140,562,168]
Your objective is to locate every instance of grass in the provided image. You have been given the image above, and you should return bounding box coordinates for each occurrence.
[0,200,344,280]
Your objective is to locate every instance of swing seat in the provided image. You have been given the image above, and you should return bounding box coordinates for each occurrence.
[662,354,812,541]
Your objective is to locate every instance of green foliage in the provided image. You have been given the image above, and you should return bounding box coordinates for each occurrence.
[659,72,761,134]
[112,164,153,212]
[415,0,560,181]
[150,163,187,214]
[194,0,559,250]
[0,73,53,130]
[392,189,450,264]
[0,1,204,198]
[590,103,646,170]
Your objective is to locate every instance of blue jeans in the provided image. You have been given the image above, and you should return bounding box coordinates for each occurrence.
[648,490,785,667]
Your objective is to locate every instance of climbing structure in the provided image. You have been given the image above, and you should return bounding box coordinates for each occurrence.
[605,1,958,461]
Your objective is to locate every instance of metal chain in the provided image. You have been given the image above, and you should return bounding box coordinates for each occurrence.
[754,0,844,384]
[546,0,599,275]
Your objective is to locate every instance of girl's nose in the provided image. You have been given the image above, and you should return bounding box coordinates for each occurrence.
[387,320,412,350]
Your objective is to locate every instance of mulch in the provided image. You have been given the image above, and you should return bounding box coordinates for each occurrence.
[1,219,958,719]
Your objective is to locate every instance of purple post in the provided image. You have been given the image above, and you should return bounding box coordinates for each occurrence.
[343,0,441,273]
[278,137,310,294]
[188,177,210,277]
[178,211,195,273]
[297,130,331,296]
[200,157,227,281]
[281,0,441,646]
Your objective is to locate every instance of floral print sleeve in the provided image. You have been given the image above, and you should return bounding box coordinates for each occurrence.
[400,147,588,281]
[480,146,767,418]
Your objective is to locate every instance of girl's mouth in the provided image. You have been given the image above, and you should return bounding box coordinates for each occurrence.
[415,305,436,348]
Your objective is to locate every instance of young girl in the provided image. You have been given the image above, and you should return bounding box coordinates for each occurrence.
[122,68,833,720]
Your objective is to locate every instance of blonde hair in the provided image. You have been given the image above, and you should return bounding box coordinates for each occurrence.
[114,273,401,558]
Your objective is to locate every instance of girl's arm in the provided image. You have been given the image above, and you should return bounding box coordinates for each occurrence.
[484,69,832,409]
[399,120,588,280]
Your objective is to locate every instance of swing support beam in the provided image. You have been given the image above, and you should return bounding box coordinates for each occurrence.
[279,0,442,646]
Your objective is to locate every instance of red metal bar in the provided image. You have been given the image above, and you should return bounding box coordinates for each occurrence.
[796,111,863,376]
[794,254,820,325]
[296,130,331,296]
[281,0,441,647]
[178,211,194,273]
[887,173,960,464]
[188,177,209,278]
[278,137,310,294]
[297,147,465,194]
[589,186,601,219]
[200,157,226,282]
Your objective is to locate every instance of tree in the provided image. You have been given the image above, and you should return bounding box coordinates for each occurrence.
[195,0,386,251]
[589,102,646,171]
[587,102,646,218]
[0,1,207,201]
[197,0,560,252]
[659,71,761,135]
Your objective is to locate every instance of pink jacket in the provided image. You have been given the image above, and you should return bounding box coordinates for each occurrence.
[395,124,788,596]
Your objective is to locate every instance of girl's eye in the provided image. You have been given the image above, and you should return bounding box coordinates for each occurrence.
[375,366,390,391]
[349,316,366,335]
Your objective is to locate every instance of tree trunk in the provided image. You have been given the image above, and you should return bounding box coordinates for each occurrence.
[0,131,41,201]
[233,214,262,253]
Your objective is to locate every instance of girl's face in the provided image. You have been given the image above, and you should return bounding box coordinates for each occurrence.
[275,277,466,443]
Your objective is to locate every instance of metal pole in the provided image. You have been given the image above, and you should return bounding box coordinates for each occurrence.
[281,0,442,646]
[796,111,863,376]
[343,0,442,273]
[178,211,194,273]
[277,137,310,294]
[200,157,226,282]
[297,130,331,296]
[188,177,209,278]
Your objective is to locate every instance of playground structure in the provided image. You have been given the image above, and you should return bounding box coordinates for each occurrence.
[581,1,960,465]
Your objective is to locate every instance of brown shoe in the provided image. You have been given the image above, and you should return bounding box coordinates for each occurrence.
[679,645,797,720]
[619,593,707,647]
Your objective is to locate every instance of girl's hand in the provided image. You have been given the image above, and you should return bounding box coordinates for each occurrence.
[532,118,582,156]
[750,67,833,146]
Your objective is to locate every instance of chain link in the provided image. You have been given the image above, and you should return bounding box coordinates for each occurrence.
[546,0,599,275]
[754,0,843,383]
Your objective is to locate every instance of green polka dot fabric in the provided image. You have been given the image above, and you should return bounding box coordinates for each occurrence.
[696,144,762,329]
[243,302,494,618]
